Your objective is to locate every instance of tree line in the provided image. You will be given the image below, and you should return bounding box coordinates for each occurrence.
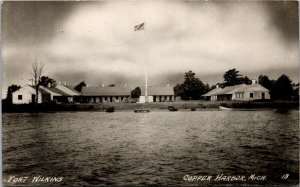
[3,66,298,103]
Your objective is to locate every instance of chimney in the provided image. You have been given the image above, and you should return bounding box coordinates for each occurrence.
[47,83,51,87]
[252,80,256,85]
[64,82,67,86]
[216,84,219,88]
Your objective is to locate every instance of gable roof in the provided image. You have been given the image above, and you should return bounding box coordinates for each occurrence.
[64,85,81,95]
[227,83,269,93]
[141,86,174,96]
[82,86,131,96]
[202,83,269,96]
[27,85,50,95]
[219,84,246,94]
[202,87,223,96]
[39,86,71,96]
[56,84,81,96]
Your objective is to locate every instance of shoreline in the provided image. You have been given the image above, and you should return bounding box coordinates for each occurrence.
[2,101,299,113]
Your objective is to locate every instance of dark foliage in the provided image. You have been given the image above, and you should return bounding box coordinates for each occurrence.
[273,74,293,100]
[258,75,275,98]
[39,76,57,87]
[174,71,209,100]
[174,83,183,96]
[74,81,87,92]
[243,76,252,85]
[223,69,244,86]
[4,84,21,103]
[258,74,293,100]
[131,87,141,98]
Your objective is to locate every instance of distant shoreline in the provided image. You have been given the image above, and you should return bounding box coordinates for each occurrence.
[2,101,299,113]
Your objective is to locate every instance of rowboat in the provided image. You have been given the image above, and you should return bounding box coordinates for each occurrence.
[219,106,259,111]
[219,106,233,111]
[106,107,115,113]
[134,109,150,113]
[168,106,178,111]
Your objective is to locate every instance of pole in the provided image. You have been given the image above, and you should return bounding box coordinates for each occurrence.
[144,23,148,103]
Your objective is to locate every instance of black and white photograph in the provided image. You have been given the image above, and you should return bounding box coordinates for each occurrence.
[2,0,299,186]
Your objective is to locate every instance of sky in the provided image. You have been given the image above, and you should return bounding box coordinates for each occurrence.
[2,0,299,98]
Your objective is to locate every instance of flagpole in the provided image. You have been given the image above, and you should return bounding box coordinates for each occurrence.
[144,23,148,103]
[134,22,148,103]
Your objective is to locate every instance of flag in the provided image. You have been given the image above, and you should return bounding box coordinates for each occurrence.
[134,23,145,31]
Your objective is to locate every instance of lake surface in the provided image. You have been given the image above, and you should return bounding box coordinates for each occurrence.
[2,110,299,186]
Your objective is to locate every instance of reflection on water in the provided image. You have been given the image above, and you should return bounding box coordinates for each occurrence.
[2,110,299,186]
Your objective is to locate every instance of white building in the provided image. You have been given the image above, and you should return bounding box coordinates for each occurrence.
[81,86,131,103]
[139,86,175,103]
[12,85,50,104]
[202,81,270,101]
[39,85,63,100]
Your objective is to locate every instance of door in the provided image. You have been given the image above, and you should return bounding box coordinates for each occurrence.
[31,94,36,103]
[262,92,265,99]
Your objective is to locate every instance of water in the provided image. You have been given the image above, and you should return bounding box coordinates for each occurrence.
[2,110,299,186]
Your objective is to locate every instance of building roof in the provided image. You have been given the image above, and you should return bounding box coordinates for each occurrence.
[202,87,223,96]
[27,85,50,95]
[64,85,81,95]
[81,86,131,96]
[222,84,247,94]
[56,84,81,96]
[227,83,269,93]
[39,86,71,96]
[141,86,174,96]
[202,83,269,96]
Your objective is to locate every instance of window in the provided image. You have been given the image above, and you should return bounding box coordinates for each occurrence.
[18,95,22,100]
[236,92,244,98]
[250,93,253,98]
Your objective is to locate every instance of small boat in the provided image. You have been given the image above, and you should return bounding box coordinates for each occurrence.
[274,109,290,114]
[168,106,178,111]
[134,109,150,113]
[106,107,115,113]
[191,107,196,111]
[219,106,233,111]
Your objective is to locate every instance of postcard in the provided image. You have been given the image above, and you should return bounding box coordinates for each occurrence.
[2,1,299,186]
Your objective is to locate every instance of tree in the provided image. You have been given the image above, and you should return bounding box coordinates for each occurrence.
[204,83,210,92]
[273,74,293,100]
[39,76,56,87]
[243,76,252,85]
[223,69,244,86]
[174,83,183,96]
[31,61,45,103]
[5,84,21,103]
[74,81,87,92]
[258,75,275,99]
[175,71,209,100]
[131,87,141,98]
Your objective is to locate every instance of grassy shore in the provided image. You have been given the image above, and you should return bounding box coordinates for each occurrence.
[2,100,299,113]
